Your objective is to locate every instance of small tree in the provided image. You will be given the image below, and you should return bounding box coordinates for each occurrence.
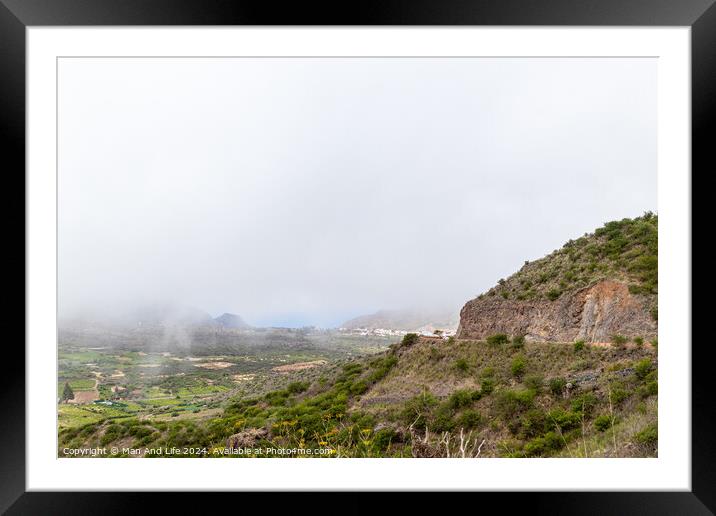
[61,382,74,403]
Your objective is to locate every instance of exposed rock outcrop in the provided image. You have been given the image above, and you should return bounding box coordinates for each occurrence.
[226,427,268,449]
[457,280,656,343]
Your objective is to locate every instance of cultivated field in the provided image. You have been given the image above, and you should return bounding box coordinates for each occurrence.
[57,330,392,433]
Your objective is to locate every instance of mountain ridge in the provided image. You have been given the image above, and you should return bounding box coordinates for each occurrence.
[341,308,459,332]
[457,213,657,343]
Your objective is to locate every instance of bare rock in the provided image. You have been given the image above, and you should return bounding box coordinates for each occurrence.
[226,427,268,449]
[456,280,656,343]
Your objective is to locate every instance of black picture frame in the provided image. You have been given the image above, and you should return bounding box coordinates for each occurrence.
[2,0,711,513]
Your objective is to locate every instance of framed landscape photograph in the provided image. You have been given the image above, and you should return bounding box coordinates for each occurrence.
[5,0,713,512]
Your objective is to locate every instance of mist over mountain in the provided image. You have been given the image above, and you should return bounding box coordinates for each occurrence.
[59,303,249,331]
[214,313,250,329]
[341,308,459,332]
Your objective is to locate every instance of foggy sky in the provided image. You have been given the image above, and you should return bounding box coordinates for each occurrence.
[58,57,656,327]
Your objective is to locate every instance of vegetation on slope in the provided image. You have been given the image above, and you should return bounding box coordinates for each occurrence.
[59,334,658,458]
[482,213,657,305]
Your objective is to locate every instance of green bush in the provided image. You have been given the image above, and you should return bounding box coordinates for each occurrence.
[634,359,653,380]
[611,334,628,346]
[350,380,369,396]
[522,431,563,457]
[454,358,470,373]
[519,408,548,438]
[594,414,614,432]
[457,409,482,429]
[495,389,535,420]
[548,408,581,431]
[400,393,438,427]
[571,392,598,416]
[638,381,658,398]
[373,428,397,450]
[401,333,419,347]
[511,355,527,378]
[480,377,496,395]
[487,333,510,346]
[549,377,566,396]
[573,340,585,352]
[368,355,398,383]
[634,423,658,446]
[547,289,561,301]
[448,390,475,410]
[287,381,310,394]
[430,404,456,432]
[633,336,644,347]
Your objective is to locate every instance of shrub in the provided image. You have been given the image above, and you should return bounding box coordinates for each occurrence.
[495,389,535,419]
[401,333,419,347]
[519,408,548,438]
[634,423,658,447]
[548,408,581,431]
[342,362,363,373]
[611,334,628,346]
[633,336,644,347]
[522,431,563,457]
[487,333,510,346]
[594,414,613,432]
[639,381,658,398]
[511,335,526,349]
[287,381,309,394]
[373,428,396,450]
[480,377,495,395]
[549,377,566,396]
[430,404,456,432]
[634,359,653,380]
[571,392,598,416]
[448,390,474,410]
[400,393,438,427]
[609,383,630,404]
[546,289,561,301]
[350,380,369,396]
[573,340,585,352]
[454,358,470,373]
[368,355,398,383]
[457,409,482,429]
[523,374,544,393]
[511,355,527,378]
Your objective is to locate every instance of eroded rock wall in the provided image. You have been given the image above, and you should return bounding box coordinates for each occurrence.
[456,280,656,343]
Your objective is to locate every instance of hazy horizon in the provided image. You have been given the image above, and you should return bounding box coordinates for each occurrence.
[58,57,656,328]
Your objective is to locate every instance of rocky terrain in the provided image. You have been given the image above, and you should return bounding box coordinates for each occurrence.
[458,279,656,343]
[458,214,657,343]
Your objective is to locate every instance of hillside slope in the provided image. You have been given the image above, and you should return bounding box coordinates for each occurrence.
[58,215,658,458]
[458,214,658,343]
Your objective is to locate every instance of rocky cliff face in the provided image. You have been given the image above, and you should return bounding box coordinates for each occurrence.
[457,280,656,343]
